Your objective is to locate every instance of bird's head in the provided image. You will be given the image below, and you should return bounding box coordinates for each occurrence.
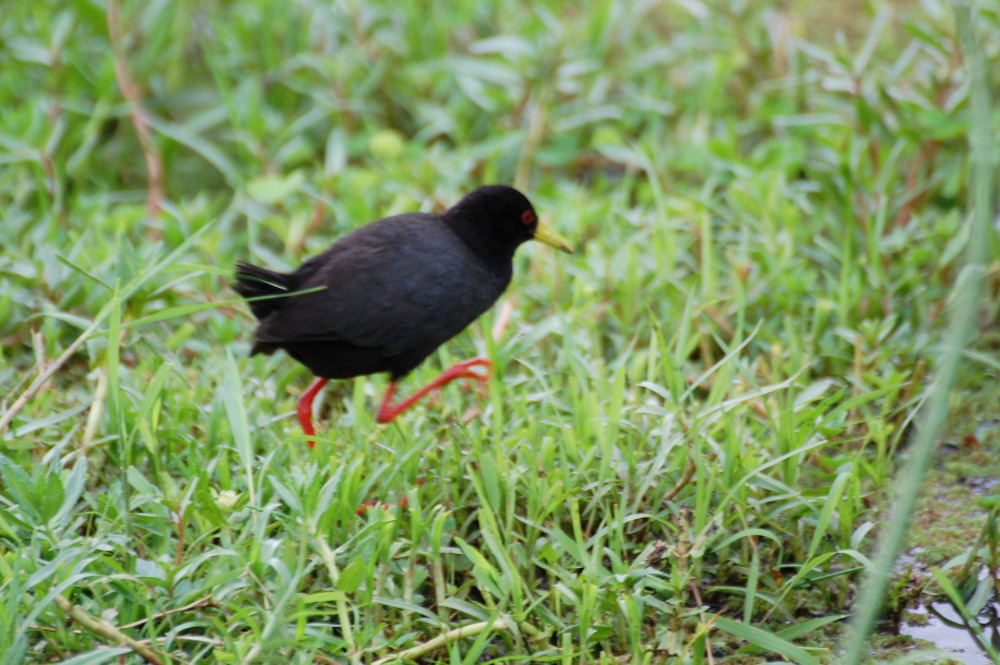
[445,185,572,259]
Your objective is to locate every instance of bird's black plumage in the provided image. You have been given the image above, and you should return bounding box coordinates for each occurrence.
[234,185,569,386]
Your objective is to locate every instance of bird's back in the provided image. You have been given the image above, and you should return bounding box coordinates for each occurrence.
[252,213,512,379]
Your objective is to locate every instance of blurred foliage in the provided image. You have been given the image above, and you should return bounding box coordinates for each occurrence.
[1,0,999,663]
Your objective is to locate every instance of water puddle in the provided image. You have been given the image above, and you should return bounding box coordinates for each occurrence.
[902,602,1000,664]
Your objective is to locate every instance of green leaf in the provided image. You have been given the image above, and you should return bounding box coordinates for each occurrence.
[223,350,256,508]
[54,648,133,665]
[136,362,173,454]
[246,171,306,204]
[337,557,365,594]
[50,459,87,531]
[0,458,41,524]
[714,616,821,665]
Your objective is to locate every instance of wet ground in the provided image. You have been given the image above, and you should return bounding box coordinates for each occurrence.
[902,602,1000,664]
[891,419,1000,663]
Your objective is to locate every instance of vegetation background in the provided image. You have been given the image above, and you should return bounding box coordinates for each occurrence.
[1,1,998,663]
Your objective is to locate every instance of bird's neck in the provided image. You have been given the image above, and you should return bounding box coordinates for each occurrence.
[443,214,518,265]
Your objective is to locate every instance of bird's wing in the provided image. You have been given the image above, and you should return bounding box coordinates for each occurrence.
[253,217,507,357]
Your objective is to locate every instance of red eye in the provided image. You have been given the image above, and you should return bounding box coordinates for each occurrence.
[521,210,536,225]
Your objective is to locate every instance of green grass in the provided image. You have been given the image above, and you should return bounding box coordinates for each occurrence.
[1,1,998,663]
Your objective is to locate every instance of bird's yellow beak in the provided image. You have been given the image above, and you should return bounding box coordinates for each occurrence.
[533,222,573,253]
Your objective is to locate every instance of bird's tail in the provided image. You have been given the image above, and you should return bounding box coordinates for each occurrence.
[233,261,291,320]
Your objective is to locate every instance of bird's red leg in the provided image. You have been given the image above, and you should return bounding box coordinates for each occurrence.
[297,377,329,447]
[376,357,491,423]
[362,361,489,515]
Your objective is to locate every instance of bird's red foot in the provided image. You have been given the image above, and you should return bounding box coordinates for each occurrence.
[376,357,492,423]
[455,357,492,401]
[446,356,492,383]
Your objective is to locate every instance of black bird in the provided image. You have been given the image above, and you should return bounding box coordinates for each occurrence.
[234,185,572,445]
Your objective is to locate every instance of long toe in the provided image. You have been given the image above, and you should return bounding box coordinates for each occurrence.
[445,356,492,382]
[456,357,492,371]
